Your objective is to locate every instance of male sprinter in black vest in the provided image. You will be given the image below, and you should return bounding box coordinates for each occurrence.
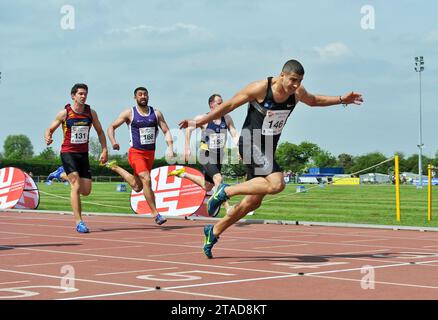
[179,59,363,258]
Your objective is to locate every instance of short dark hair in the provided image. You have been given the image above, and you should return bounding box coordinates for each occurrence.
[71,83,88,95]
[282,60,305,75]
[134,87,148,96]
[208,94,222,106]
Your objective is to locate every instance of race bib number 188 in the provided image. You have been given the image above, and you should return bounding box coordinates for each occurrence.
[262,110,291,136]
[140,127,155,145]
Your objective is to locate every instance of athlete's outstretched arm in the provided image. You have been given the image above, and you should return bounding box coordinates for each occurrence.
[178,81,265,129]
[91,109,108,164]
[224,115,240,147]
[296,86,363,107]
[156,109,174,160]
[107,109,131,150]
[183,114,206,162]
[45,109,66,146]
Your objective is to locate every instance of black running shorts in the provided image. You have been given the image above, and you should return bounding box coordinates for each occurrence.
[60,152,92,179]
[199,150,223,184]
[238,141,282,181]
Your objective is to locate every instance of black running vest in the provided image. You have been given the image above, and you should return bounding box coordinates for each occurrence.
[240,77,296,152]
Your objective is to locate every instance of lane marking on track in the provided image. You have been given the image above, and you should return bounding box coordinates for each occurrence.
[5,213,438,242]
[0,243,297,275]
[253,244,308,249]
[16,259,98,268]
[96,267,178,276]
[0,253,30,257]
[146,251,203,258]
[0,281,30,286]
[0,268,155,290]
[308,274,438,290]
[79,245,144,252]
[343,238,389,243]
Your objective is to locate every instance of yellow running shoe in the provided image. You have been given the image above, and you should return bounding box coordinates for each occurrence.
[168,167,186,177]
[101,160,118,169]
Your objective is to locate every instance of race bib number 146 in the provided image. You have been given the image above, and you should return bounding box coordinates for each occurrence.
[262,110,291,135]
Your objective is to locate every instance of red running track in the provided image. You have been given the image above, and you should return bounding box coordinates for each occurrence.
[1,211,438,300]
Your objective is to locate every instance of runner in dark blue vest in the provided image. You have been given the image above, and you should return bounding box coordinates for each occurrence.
[179,59,364,258]
[169,94,240,217]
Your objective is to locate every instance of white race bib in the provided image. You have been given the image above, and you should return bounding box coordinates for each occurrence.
[208,133,226,149]
[140,127,155,145]
[262,110,291,136]
[71,126,89,144]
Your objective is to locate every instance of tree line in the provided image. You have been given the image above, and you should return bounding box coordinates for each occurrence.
[1,134,437,177]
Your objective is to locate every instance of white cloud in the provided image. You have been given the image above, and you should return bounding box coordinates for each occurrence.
[109,23,205,35]
[423,30,438,43]
[313,42,352,60]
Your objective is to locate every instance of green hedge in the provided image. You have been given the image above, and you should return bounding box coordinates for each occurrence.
[0,157,203,176]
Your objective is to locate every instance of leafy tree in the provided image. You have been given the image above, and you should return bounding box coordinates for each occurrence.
[3,134,34,160]
[404,154,430,174]
[35,147,58,161]
[349,152,390,175]
[337,153,355,172]
[312,150,337,168]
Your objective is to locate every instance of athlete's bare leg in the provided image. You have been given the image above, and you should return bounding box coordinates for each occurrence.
[108,165,143,192]
[213,194,264,237]
[182,172,207,189]
[212,173,230,210]
[138,170,160,218]
[183,172,231,210]
[67,172,91,224]
[223,172,285,197]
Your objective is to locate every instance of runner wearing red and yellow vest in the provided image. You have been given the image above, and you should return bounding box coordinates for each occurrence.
[45,83,108,233]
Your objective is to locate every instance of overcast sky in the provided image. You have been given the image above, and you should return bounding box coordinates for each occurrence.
[1,0,437,159]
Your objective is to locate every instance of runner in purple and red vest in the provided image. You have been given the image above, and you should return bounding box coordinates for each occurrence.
[105,87,174,225]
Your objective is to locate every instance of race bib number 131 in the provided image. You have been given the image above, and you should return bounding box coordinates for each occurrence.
[71,126,89,144]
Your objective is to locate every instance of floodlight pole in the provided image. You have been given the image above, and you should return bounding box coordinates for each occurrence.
[415,56,424,189]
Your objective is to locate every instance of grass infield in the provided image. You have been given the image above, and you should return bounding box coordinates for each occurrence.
[37,182,438,228]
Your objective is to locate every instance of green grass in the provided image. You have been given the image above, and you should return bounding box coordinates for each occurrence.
[37,182,438,227]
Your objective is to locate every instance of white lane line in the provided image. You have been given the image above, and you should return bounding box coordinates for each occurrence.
[16,259,98,268]
[308,274,438,290]
[123,235,178,240]
[271,234,318,239]
[253,244,308,249]
[57,288,156,300]
[146,251,202,258]
[343,238,389,243]
[79,245,144,252]
[96,267,178,276]
[2,230,438,274]
[0,253,30,257]
[0,268,153,290]
[0,244,295,275]
[4,213,438,243]
[0,280,30,286]
[0,236,31,240]
[162,289,244,300]
[321,249,389,256]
